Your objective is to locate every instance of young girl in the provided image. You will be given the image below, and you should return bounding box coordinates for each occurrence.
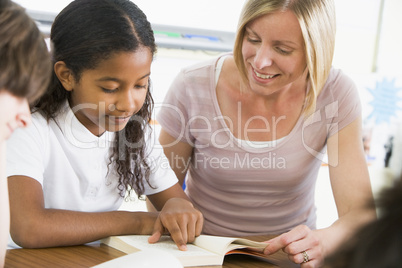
[6,0,202,251]
[0,0,51,266]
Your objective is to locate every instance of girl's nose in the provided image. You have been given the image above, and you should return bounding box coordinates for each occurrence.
[115,88,136,112]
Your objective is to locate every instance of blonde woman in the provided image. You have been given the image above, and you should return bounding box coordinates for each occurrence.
[157,0,376,266]
[0,0,51,266]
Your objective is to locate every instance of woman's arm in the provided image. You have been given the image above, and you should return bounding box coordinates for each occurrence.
[264,116,376,266]
[159,128,194,186]
[319,115,376,251]
[146,128,194,212]
[8,175,158,248]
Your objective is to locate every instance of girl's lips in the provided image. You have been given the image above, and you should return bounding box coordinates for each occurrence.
[107,115,132,124]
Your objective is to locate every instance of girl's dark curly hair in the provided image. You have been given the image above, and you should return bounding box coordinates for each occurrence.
[34,0,157,198]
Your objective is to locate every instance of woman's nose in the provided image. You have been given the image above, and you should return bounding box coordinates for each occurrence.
[254,47,274,69]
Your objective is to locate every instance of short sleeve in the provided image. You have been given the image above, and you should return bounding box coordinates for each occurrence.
[141,129,178,195]
[326,70,362,137]
[6,114,48,184]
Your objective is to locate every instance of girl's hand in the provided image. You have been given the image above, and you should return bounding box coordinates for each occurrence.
[148,198,203,251]
[263,225,324,267]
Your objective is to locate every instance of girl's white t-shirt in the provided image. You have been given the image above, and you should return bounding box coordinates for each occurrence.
[6,102,177,215]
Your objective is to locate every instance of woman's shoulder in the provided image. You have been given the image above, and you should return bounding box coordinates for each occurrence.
[319,67,358,100]
[316,67,361,121]
[180,53,232,76]
[325,67,356,90]
[218,56,239,88]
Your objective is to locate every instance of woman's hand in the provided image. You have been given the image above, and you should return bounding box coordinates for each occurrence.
[263,225,325,267]
[148,198,203,251]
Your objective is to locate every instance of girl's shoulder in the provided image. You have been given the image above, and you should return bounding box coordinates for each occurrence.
[6,110,51,163]
[29,111,51,132]
[19,111,52,147]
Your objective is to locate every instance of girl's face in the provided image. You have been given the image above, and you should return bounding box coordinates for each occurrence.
[242,10,307,96]
[0,90,30,141]
[66,48,152,136]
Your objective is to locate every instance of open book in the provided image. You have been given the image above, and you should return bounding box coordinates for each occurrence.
[101,234,294,267]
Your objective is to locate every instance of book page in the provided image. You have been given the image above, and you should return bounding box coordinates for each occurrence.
[193,235,267,255]
[118,235,219,259]
[229,237,268,251]
[103,234,290,267]
[193,236,297,267]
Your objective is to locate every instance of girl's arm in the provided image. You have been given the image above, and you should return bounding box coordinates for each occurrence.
[9,177,203,251]
[8,175,158,248]
[147,183,203,251]
[8,128,202,250]
[264,116,376,266]
[146,129,202,250]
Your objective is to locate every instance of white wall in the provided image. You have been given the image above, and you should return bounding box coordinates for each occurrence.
[377,0,402,75]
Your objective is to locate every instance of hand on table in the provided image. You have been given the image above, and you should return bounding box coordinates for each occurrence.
[148,198,203,251]
[263,225,324,267]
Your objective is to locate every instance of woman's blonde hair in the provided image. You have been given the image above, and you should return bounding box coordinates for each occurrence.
[233,0,336,116]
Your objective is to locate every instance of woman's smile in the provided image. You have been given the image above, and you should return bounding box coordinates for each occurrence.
[253,68,279,80]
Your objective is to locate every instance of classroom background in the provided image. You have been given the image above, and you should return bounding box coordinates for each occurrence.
[14,0,402,229]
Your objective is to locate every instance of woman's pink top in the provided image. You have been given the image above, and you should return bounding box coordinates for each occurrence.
[157,55,361,236]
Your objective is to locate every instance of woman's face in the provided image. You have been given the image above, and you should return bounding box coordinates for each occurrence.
[242,10,308,96]
[66,48,152,136]
[0,90,30,141]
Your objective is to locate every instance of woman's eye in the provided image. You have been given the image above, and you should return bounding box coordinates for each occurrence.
[247,37,260,43]
[276,47,291,55]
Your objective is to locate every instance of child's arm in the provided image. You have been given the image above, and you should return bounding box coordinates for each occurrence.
[147,183,203,251]
[9,176,203,250]
[8,175,158,248]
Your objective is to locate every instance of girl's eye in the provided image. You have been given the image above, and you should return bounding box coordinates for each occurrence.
[101,87,117,94]
[135,84,148,89]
